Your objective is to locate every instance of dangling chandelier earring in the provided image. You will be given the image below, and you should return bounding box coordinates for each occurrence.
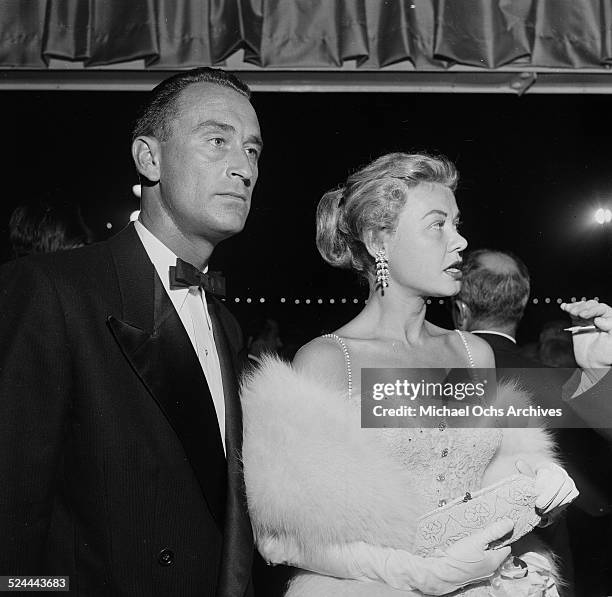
[375,248,390,295]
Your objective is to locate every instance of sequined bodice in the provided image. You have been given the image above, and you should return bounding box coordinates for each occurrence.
[380,426,502,513]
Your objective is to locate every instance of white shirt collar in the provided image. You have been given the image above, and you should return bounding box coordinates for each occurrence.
[471,330,517,344]
[134,220,208,313]
[134,219,178,273]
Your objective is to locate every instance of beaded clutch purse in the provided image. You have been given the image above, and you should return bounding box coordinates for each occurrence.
[413,474,541,557]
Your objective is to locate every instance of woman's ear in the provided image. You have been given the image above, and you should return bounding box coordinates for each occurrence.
[131,135,161,183]
[364,228,391,259]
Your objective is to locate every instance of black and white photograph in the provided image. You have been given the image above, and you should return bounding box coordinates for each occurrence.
[1,2,612,596]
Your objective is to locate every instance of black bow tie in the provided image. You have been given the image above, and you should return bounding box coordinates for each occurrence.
[169,258,226,297]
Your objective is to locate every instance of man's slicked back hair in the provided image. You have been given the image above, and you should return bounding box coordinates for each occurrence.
[131,67,251,143]
[458,249,531,327]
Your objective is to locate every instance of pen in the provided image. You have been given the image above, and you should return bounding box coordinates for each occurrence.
[563,325,597,333]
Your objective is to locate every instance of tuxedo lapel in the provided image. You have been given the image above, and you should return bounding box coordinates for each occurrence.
[207,298,253,597]
[106,226,227,528]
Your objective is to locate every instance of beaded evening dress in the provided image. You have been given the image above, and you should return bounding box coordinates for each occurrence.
[323,332,503,597]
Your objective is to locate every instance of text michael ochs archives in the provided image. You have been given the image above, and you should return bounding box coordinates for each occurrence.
[361,368,574,429]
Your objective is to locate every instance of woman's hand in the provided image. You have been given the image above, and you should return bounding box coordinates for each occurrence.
[516,460,579,517]
[362,518,514,595]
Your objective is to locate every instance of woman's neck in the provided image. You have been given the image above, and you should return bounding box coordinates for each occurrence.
[347,286,430,345]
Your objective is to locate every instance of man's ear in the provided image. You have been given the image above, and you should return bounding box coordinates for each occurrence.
[452,299,472,331]
[131,135,161,183]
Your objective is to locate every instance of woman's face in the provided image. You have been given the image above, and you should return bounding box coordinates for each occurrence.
[385,182,467,297]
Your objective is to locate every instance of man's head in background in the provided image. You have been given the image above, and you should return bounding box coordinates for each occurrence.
[9,202,92,258]
[452,248,530,337]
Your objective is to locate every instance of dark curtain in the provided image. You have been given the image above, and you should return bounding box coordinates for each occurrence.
[1,0,611,69]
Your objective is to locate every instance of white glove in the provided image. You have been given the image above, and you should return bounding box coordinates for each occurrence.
[370,518,513,595]
[516,460,579,515]
[259,519,514,596]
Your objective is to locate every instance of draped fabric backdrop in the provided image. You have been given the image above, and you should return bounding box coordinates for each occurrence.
[2,0,611,70]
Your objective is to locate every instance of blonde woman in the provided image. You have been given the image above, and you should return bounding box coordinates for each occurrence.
[242,153,577,596]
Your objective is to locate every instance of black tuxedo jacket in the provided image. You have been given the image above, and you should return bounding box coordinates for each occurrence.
[564,370,612,443]
[472,332,571,400]
[0,225,253,596]
[473,331,561,371]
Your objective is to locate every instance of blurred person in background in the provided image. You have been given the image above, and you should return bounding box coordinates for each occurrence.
[538,321,577,369]
[245,316,283,366]
[9,201,92,258]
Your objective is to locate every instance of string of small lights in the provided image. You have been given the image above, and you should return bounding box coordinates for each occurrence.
[221,297,600,305]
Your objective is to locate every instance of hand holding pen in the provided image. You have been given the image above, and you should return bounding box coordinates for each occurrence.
[560,300,612,370]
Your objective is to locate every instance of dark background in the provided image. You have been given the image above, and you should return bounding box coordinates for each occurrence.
[2,91,611,343]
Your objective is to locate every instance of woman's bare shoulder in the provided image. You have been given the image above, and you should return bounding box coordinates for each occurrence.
[292,336,349,383]
[425,323,496,368]
[457,331,496,368]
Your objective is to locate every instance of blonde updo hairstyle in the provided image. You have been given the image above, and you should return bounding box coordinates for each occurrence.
[316,152,459,284]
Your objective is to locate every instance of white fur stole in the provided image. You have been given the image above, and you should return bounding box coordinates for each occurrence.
[241,356,424,552]
[240,358,561,596]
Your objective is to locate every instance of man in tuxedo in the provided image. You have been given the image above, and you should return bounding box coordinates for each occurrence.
[452,249,542,369]
[0,67,262,596]
[452,249,580,410]
[453,249,612,596]
[452,249,608,430]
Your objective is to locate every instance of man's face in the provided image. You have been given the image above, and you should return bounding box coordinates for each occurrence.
[156,83,262,244]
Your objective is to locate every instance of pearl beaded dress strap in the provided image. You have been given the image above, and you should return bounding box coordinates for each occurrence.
[454,329,475,368]
[322,333,353,400]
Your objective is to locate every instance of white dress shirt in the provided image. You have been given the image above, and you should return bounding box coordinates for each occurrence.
[134,220,226,455]
[471,330,517,344]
